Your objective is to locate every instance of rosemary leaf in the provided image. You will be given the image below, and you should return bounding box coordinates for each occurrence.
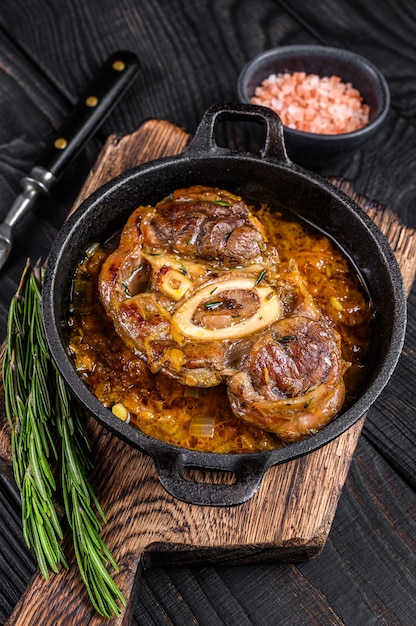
[30,487,48,525]
[33,515,61,574]
[84,479,107,525]
[88,558,124,616]
[88,565,111,617]
[16,335,27,386]
[11,430,24,490]
[28,432,50,503]
[28,410,52,487]
[87,563,114,618]
[2,364,15,428]
[21,474,32,522]
[62,424,84,486]
[87,548,125,607]
[33,354,52,417]
[30,517,52,581]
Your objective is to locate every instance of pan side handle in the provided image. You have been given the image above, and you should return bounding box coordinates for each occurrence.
[185,102,290,162]
[153,451,270,506]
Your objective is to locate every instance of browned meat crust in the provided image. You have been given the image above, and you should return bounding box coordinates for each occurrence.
[98,185,347,442]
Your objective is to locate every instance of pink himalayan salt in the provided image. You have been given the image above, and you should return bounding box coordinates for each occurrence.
[251,71,370,134]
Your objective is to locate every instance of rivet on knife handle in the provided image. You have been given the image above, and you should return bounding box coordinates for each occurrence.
[0,50,140,271]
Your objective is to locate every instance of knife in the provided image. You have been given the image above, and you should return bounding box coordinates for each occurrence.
[0,50,140,271]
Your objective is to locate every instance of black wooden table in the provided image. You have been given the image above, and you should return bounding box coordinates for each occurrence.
[0,1,415,624]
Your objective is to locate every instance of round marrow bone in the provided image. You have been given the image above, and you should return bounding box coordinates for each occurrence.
[171,278,281,342]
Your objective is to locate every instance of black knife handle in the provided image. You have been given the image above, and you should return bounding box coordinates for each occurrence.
[36,50,140,181]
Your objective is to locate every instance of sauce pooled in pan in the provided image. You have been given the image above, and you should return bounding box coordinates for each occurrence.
[68,186,373,453]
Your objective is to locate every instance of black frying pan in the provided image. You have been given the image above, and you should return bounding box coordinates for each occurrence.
[42,103,406,506]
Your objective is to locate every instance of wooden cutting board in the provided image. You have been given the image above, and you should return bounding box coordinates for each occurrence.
[1,119,415,626]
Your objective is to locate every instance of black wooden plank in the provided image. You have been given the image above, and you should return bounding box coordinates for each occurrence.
[0,1,415,625]
[363,282,416,489]
[0,476,36,623]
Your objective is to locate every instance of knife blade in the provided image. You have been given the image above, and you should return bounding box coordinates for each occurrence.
[0,50,140,271]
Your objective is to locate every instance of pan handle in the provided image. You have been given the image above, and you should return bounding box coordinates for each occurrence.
[152,450,269,506]
[185,102,289,162]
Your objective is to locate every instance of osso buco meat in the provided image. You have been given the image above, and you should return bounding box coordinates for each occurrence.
[98,185,349,443]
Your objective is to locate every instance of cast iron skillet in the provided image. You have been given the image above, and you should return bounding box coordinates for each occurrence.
[42,103,406,506]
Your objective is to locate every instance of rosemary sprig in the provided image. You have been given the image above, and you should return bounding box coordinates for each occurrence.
[2,260,66,579]
[2,259,125,619]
